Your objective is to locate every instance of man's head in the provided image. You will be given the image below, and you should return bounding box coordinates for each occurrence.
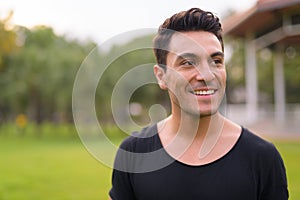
[153,8,226,117]
[153,8,223,70]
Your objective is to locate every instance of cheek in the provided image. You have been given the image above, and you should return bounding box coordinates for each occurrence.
[165,71,189,88]
[223,71,227,85]
[216,69,227,85]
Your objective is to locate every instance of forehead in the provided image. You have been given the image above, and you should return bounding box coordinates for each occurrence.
[168,31,222,57]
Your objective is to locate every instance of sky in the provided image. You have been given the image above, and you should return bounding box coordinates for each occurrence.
[0,0,257,45]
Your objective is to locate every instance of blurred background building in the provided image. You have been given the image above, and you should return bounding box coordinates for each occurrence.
[223,0,300,137]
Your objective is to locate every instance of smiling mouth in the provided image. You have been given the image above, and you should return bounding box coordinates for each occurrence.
[193,89,215,96]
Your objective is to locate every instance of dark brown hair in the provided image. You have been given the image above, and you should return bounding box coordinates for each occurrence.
[153,8,224,69]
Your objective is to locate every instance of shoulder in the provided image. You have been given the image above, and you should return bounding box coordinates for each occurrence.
[119,124,160,153]
[241,128,275,149]
[241,129,288,198]
[239,128,281,161]
[235,128,287,184]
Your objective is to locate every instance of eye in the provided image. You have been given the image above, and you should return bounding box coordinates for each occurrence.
[181,60,196,67]
[210,57,224,66]
[213,59,222,64]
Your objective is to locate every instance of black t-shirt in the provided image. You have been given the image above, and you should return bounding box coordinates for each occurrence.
[109,124,288,200]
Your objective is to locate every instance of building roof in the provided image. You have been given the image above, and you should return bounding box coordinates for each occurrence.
[223,0,300,41]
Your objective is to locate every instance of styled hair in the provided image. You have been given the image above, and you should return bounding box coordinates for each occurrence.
[153,8,224,69]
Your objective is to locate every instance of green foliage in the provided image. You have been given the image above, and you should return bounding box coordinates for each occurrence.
[225,37,246,103]
[0,122,78,140]
[0,15,168,125]
[95,34,170,124]
[284,46,300,103]
[0,11,18,71]
[0,21,95,123]
[225,38,300,104]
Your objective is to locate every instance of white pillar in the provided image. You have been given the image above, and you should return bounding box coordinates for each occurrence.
[274,44,286,122]
[245,38,258,123]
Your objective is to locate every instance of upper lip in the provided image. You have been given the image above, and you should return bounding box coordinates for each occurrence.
[192,87,216,91]
[190,87,217,92]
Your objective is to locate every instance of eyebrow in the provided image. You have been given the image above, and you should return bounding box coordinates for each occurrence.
[175,53,199,62]
[176,51,224,61]
[210,52,224,58]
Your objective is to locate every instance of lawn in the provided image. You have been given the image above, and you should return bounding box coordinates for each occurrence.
[273,140,300,200]
[0,135,113,200]
[0,124,299,199]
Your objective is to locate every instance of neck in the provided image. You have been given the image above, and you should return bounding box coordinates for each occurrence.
[167,109,224,137]
[157,110,226,160]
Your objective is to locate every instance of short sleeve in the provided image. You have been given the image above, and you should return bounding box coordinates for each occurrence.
[109,137,137,200]
[109,168,135,200]
[261,146,289,200]
[109,125,159,199]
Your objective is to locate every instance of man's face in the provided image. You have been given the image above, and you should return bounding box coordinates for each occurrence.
[155,31,226,117]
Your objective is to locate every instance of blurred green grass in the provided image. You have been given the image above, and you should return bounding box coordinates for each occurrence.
[0,138,114,200]
[273,140,300,200]
[0,124,299,199]
[0,124,116,200]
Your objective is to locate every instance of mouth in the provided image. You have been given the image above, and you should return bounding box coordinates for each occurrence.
[192,89,216,96]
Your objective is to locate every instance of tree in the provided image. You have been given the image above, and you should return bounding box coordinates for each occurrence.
[0,11,18,71]
[0,11,18,122]
[95,35,170,125]
[1,24,95,123]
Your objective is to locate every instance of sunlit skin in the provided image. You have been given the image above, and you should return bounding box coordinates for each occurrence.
[154,31,241,165]
[159,31,226,118]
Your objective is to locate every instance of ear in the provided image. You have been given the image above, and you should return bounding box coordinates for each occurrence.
[154,65,167,90]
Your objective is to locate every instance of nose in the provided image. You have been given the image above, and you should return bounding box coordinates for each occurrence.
[194,62,215,82]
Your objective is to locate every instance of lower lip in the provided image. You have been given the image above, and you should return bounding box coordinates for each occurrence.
[195,94,214,98]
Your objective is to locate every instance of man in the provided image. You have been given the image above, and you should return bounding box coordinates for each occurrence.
[109,8,288,199]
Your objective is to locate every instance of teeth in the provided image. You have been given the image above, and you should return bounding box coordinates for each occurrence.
[194,90,215,95]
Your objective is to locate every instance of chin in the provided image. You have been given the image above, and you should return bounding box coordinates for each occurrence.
[183,107,219,118]
[199,110,218,118]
